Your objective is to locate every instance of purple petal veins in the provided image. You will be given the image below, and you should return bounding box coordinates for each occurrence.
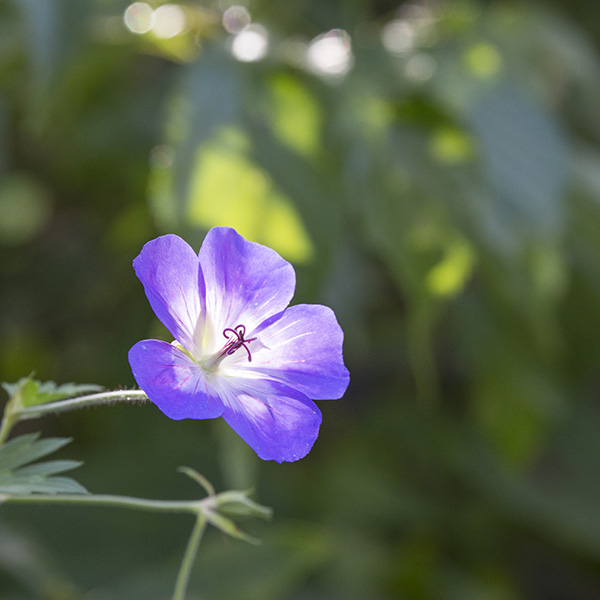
[128,227,350,462]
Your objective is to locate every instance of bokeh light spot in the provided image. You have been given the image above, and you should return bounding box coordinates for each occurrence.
[307,29,354,77]
[405,53,436,81]
[231,25,268,62]
[223,5,251,34]
[150,145,175,169]
[123,2,154,34]
[153,4,187,39]
[381,20,415,54]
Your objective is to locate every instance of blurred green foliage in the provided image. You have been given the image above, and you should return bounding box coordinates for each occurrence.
[1,0,600,598]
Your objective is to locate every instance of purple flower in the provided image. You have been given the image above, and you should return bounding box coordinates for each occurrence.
[128,227,349,463]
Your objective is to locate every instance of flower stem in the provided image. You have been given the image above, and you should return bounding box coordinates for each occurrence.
[0,492,198,515]
[172,513,208,600]
[16,389,149,422]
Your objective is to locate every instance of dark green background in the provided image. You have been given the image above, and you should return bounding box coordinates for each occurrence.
[1,0,600,598]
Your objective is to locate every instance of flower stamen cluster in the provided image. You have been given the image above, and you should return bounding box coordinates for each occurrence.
[222,324,256,362]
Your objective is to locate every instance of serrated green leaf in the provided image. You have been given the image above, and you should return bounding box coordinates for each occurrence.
[1,380,23,397]
[0,433,87,495]
[28,381,103,407]
[34,380,103,403]
[0,475,88,495]
[0,433,72,471]
[2,376,40,401]
[1,376,103,407]
[15,459,83,477]
[17,378,40,406]
[0,433,41,471]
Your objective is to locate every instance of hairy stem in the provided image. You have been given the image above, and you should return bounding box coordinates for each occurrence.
[16,389,149,421]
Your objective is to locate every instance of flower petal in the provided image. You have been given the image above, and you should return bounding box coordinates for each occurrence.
[128,340,223,420]
[240,304,350,400]
[198,227,295,344]
[218,378,322,463]
[133,235,204,350]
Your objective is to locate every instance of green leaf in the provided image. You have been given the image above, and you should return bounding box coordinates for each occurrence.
[2,376,103,408]
[202,489,272,544]
[0,475,88,495]
[15,459,83,477]
[215,490,273,520]
[0,433,71,471]
[149,45,241,231]
[0,432,87,495]
[205,510,261,544]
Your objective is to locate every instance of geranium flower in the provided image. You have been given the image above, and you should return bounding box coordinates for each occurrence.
[128,227,349,462]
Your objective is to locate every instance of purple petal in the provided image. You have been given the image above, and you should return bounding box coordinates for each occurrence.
[198,227,295,337]
[128,340,223,420]
[133,235,204,350]
[239,304,349,400]
[219,378,322,463]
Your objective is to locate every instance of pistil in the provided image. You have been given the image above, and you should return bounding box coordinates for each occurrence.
[201,324,256,373]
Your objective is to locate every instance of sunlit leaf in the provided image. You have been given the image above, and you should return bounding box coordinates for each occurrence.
[2,377,102,408]
[268,73,322,157]
[187,127,314,263]
[426,237,475,297]
[149,46,315,263]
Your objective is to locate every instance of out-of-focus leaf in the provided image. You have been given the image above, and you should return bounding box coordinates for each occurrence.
[17,0,61,88]
[0,522,80,597]
[268,73,322,157]
[150,45,316,263]
[149,45,241,230]
[251,128,339,264]
[16,0,90,134]
[459,406,600,563]
[432,565,519,600]
[472,366,564,466]
[533,10,600,139]
[0,433,87,495]
[186,127,314,262]
[467,87,568,253]
[426,236,476,297]
[0,173,52,245]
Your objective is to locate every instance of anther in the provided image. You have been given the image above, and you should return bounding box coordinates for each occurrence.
[222,324,257,362]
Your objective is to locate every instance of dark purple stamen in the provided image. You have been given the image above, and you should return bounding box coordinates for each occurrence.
[222,324,257,362]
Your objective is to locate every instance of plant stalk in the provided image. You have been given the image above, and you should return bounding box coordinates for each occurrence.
[172,513,208,600]
[0,492,198,515]
[16,390,149,421]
